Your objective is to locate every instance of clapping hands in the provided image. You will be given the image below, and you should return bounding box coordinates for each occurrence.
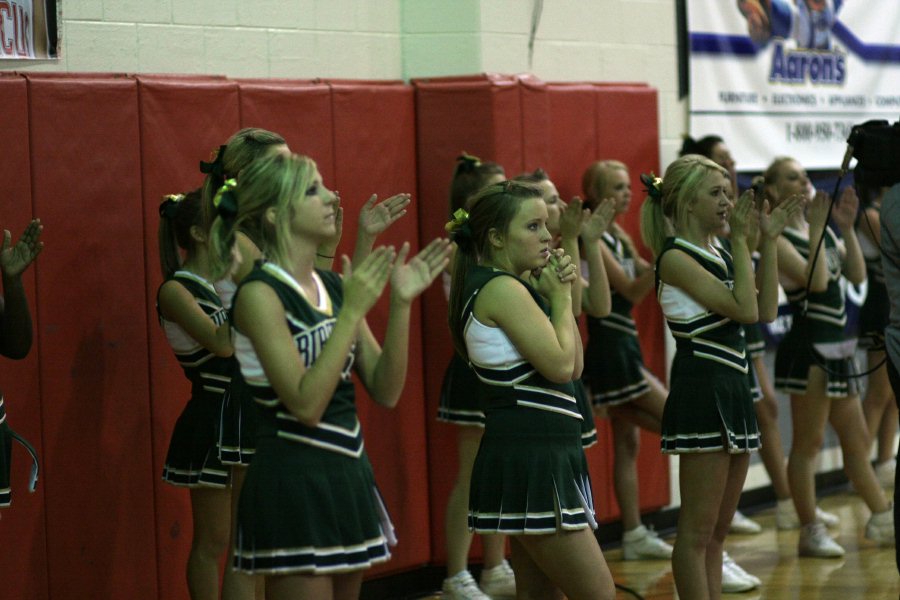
[1,219,43,279]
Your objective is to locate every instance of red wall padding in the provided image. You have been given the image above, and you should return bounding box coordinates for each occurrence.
[327,81,432,576]
[28,75,158,599]
[237,79,336,182]
[592,85,670,520]
[4,72,667,597]
[413,75,531,562]
[0,74,49,600]
[137,76,241,600]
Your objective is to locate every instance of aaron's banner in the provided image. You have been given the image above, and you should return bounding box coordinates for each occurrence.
[0,0,58,60]
[688,1,900,170]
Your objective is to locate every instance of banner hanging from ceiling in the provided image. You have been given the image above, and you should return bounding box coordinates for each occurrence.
[688,1,900,170]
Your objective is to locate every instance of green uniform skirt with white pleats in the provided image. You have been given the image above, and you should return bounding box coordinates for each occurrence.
[469,405,596,534]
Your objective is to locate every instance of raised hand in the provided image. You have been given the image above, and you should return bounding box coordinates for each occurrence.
[806,190,832,233]
[832,186,859,232]
[728,189,754,240]
[558,197,588,241]
[390,238,452,303]
[760,194,803,240]
[341,246,395,320]
[1,219,44,279]
[359,193,411,238]
[580,198,616,243]
[745,195,761,252]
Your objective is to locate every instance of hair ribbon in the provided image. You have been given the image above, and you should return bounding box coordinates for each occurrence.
[158,193,184,218]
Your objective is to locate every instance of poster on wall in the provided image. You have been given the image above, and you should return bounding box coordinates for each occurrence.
[0,0,59,60]
[687,1,900,170]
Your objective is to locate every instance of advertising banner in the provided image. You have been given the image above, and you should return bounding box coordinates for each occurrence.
[0,0,58,60]
[688,1,900,170]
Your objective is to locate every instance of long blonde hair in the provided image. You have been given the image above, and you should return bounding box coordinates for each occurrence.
[640,154,728,255]
[209,153,318,280]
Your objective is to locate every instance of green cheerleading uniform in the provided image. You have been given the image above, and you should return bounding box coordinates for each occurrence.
[574,379,597,448]
[438,353,487,427]
[214,278,259,466]
[718,238,765,402]
[0,393,39,507]
[657,238,759,454]
[774,227,860,397]
[583,232,651,407]
[232,262,394,575]
[438,272,487,427]
[459,266,596,534]
[159,271,231,488]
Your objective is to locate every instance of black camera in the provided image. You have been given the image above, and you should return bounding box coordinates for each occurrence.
[847,119,900,187]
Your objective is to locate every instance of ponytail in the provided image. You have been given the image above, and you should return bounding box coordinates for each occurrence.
[157,190,203,279]
[446,209,477,359]
[446,181,543,359]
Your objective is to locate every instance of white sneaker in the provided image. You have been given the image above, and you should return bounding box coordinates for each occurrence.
[721,553,757,593]
[622,524,674,560]
[876,460,896,489]
[816,506,840,528]
[865,506,895,546]
[729,510,762,534]
[776,499,841,530]
[798,522,845,558]
[479,560,515,599]
[775,498,799,530]
[723,552,761,587]
[442,570,490,600]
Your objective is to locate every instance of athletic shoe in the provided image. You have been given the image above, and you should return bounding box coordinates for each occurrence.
[622,525,674,560]
[721,553,757,593]
[776,499,841,530]
[479,560,516,599]
[876,460,896,489]
[816,507,840,528]
[442,570,490,600]
[723,552,761,587]
[865,506,895,546]
[729,510,762,534]
[798,523,845,558]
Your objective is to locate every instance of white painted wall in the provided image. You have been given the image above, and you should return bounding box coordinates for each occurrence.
[5,0,687,168]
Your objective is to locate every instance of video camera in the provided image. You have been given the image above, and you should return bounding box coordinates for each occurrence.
[846,119,900,187]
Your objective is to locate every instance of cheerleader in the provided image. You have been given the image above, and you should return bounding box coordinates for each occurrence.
[440,155,516,600]
[200,128,409,600]
[208,152,449,600]
[157,190,234,600]
[766,157,894,556]
[680,136,833,534]
[640,155,790,599]
[447,180,615,600]
[0,218,43,516]
[581,160,673,559]
[514,167,615,450]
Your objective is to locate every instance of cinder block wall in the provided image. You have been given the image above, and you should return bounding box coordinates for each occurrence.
[10,0,686,167]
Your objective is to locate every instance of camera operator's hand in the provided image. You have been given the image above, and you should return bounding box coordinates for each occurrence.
[832,186,859,233]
